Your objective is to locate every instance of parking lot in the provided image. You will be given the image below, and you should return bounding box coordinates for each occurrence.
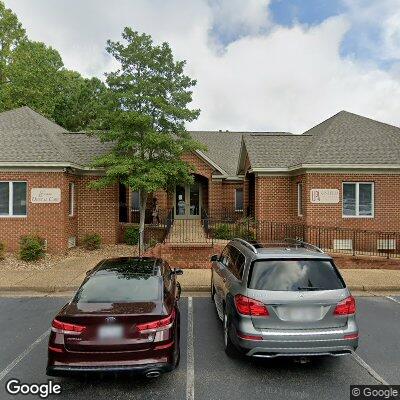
[0,295,399,400]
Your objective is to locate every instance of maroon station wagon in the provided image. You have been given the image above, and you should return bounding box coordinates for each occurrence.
[46,257,183,378]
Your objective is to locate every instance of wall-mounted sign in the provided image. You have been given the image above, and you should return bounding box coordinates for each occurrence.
[310,188,339,204]
[31,188,61,204]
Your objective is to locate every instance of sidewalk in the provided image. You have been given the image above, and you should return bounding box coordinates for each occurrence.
[1,254,400,293]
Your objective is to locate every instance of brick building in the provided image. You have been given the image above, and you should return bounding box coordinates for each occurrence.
[0,106,399,253]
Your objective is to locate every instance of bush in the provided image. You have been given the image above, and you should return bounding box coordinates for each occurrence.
[82,233,102,250]
[124,226,139,245]
[0,242,5,260]
[213,224,233,240]
[19,235,45,262]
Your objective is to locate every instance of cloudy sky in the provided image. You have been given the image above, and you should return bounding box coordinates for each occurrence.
[4,0,400,133]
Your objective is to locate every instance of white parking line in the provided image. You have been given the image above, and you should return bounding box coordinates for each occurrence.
[0,329,50,382]
[186,297,194,400]
[386,296,400,305]
[351,351,389,385]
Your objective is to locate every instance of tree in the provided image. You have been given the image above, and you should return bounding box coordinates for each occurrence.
[0,0,26,85]
[1,40,64,118]
[54,71,109,131]
[91,28,204,251]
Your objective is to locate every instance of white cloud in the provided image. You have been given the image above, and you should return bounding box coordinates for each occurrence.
[3,0,400,133]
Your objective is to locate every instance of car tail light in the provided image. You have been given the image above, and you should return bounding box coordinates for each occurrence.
[237,332,263,341]
[136,309,175,333]
[343,333,359,340]
[234,294,269,316]
[334,296,356,316]
[51,319,86,335]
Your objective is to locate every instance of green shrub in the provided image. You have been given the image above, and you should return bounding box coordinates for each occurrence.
[19,235,45,262]
[0,242,5,260]
[213,224,233,240]
[82,233,102,250]
[124,226,139,245]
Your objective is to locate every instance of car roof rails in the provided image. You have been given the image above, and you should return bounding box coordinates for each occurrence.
[284,238,324,253]
[232,238,258,254]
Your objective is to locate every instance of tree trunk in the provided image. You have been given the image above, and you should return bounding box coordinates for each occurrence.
[139,190,148,255]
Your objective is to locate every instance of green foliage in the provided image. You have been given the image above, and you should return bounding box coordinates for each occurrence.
[146,238,159,248]
[124,226,140,245]
[213,221,256,241]
[19,235,45,262]
[82,233,102,250]
[0,241,5,260]
[0,1,26,84]
[213,224,233,240]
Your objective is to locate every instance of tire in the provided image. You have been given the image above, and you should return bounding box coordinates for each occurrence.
[223,307,242,358]
[210,275,215,300]
[173,308,181,368]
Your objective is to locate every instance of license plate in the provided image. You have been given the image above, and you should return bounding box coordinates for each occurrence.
[98,325,123,340]
[278,307,321,321]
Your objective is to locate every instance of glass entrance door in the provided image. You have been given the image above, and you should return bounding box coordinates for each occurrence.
[175,183,201,219]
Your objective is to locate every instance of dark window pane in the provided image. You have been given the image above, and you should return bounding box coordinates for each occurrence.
[0,182,9,215]
[12,182,26,216]
[343,183,356,216]
[235,189,243,211]
[74,274,161,303]
[69,183,74,215]
[131,191,140,211]
[249,259,344,291]
[359,184,372,216]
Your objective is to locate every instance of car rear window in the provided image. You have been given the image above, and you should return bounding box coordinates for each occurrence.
[248,259,344,291]
[74,274,161,303]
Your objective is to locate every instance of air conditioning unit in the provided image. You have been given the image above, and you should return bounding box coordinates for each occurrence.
[377,239,396,250]
[68,236,76,248]
[333,239,353,250]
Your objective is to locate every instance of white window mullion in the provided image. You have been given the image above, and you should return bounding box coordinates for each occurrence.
[9,182,13,216]
[355,183,359,216]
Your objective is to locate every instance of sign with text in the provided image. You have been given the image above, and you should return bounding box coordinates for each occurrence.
[310,188,339,204]
[31,188,61,204]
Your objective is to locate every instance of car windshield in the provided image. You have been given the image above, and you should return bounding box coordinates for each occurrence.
[74,274,160,303]
[248,259,344,291]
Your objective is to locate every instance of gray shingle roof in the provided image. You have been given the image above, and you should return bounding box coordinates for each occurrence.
[1,107,399,174]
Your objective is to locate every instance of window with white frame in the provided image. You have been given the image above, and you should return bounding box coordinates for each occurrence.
[235,188,243,211]
[0,182,27,217]
[131,191,140,211]
[342,182,374,217]
[297,182,303,216]
[68,182,75,216]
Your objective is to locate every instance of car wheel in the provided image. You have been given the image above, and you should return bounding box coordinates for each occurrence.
[210,276,215,300]
[223,308,241,358]
[174,309,181,368]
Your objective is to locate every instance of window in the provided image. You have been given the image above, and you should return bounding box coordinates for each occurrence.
[248,259,344,291]
[68,182,75,216]
[0,182,27,217]
[343,182,374,217]
[235,188,243,211]
[297,182,303,216]
[131,191,140,211]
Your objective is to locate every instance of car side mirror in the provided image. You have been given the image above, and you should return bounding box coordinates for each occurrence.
[173,268,184,276]
[210,254,219,262]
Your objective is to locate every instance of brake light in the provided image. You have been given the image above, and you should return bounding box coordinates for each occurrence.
[334,296,356,316]
[344,333,359,340]
[234,294,269,316]
[51,319,86,335]
[136,309,175,333]
[237,332,263,341]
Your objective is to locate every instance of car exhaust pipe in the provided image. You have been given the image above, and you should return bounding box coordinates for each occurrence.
[145,370,161,378]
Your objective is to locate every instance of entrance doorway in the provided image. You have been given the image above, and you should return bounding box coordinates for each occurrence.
[175,182,202,219]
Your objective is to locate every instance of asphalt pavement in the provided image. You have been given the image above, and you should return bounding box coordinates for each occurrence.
[0,295,399,400]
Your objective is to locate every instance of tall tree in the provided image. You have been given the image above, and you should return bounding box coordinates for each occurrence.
[1,40,64,118]
[54,71,108,131]
[0,0,26,84]
[91,28,203,251]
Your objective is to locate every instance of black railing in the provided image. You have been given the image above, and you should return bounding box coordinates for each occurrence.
[139,218,400,258]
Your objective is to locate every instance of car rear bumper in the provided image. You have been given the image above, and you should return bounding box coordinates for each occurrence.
[234,327,358,357]
[46,362,174,376]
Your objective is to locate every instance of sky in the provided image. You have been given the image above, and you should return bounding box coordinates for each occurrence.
[4,0,400,133]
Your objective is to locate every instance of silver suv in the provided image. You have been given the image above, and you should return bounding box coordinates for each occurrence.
[210,238,358,358]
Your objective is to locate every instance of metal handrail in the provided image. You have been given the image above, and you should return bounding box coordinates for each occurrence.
[284,238,324,253]
[233,238,258,254]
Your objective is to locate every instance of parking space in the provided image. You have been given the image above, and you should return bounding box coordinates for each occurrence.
[0,295,398,399]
